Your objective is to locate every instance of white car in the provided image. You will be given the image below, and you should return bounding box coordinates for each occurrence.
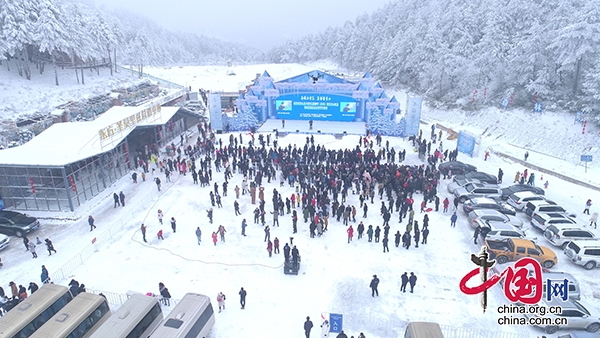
[507,191,548,211]
[477,220,537,241]
[0,233,10,250]
[447,178,481,194]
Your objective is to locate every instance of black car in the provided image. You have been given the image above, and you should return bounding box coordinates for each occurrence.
[438,161,477,176]
[500,184,546,200]
[0,210,40,237]
[453,171,498,185]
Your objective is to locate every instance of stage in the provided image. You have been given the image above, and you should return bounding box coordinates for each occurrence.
[257,119,366,136]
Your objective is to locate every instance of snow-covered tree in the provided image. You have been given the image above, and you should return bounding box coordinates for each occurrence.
[228,103,259,132]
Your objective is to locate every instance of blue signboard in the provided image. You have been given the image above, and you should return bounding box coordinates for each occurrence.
[405,97,422,136]
[575,111,586,123]
[275,94,357,121]
[329,313,343,333]
[533,102,543,113]
[581,155,593,162]
[500,98,509,108]
[457,131,476,157]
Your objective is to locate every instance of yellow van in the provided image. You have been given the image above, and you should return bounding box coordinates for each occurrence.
[404,322,445,338]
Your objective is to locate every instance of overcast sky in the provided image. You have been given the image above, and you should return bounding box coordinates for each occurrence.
[88,0,392,50]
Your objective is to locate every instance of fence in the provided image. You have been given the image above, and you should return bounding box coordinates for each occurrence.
[116,65,185,90]
[440,324,529,338]
[86,288,181,314]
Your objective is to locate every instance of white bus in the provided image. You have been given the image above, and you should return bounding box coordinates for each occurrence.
[0,284,73,338]
[88,294,163,338]
[148,293,215,338]
[30,292,110,338]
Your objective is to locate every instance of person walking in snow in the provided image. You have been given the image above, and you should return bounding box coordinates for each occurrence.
[157,229,164,240]
[370,274,380,297]
[239,287,247,309]
[584,199,592,215]
[119,191,125,206]
[195,227,202,245]
[304,316,314,338]
[514,171,521,183]
[217,292,226,312]
[367,225,374,242]
[590,212,598,228]
[212,232,218,246]
[264,225,271,242]
[347,225,354,243]
[44,238,56,255]
[382,236,389,252]
[450,212,458,227]
[409,272,417,293]
[170,217,176,233]
[422,225,429,244]
[141,223,147,243]
[218,225,226,242]
[374,226,381,243]
[400,272,409,293]
[29,242,37,258]
[113,192,120,207]
[442,197,449,213]
[155,177,161,191]
[88,215,96,231]
[157,209,164,225]
[241,219,247,236]
[267,239,273,257]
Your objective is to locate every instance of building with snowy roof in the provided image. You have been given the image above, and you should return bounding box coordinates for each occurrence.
[0,104,201,212]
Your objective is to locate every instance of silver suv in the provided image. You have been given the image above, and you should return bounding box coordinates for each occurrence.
[523,298,600,334]
[544,225,596,249]
[507,191,548,211]
[564,240,600,270]
[453,183,502,203]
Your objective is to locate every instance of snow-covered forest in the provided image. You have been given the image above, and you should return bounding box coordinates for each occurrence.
[0,0,257,83]
[267,0,600,120]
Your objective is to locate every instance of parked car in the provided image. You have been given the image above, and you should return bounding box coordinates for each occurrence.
[0,210,40,237]
[531,212,578,232]
[0,233,10,250]
[447,178,481,194]
[438,161,477,176]
[463,197,516,216]
[564,240,600,270]
[525,200,575,218]
[557,332,600,338]
[544,224,596,249]
[500,184,546,200]
[500,265,581,301]
[453,171,498,185]
[507,191,549,211]
[467,209,524,229]
[477,219,536,241]
[453,183,502,203]
[523,298,600,334]
[485,238,557,268]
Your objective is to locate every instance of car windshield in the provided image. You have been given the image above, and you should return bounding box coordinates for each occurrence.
[567,241,580,253]
[464,183,477,191]
[456,179,467,186]
[534,243,544,254]
[572,301,591,316]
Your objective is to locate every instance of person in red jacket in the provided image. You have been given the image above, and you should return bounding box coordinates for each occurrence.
[267,240,273,257]
[347,225,354,243]
[273,237,280,254]
[212,232,218,246]
[443,197,450,213]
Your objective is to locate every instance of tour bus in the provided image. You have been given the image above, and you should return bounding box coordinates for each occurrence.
[404,322,445,338]
[30,292,110,338]
[88,293,163,338]
[148,293,215,338]
[0,284,73,338]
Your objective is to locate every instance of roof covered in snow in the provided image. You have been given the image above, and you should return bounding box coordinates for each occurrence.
[0,106,180,167]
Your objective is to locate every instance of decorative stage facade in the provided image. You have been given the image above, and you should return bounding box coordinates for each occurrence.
[229,70,421,136]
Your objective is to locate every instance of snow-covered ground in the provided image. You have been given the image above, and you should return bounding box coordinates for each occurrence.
[0,62,147,120]
[1,62,600,338]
